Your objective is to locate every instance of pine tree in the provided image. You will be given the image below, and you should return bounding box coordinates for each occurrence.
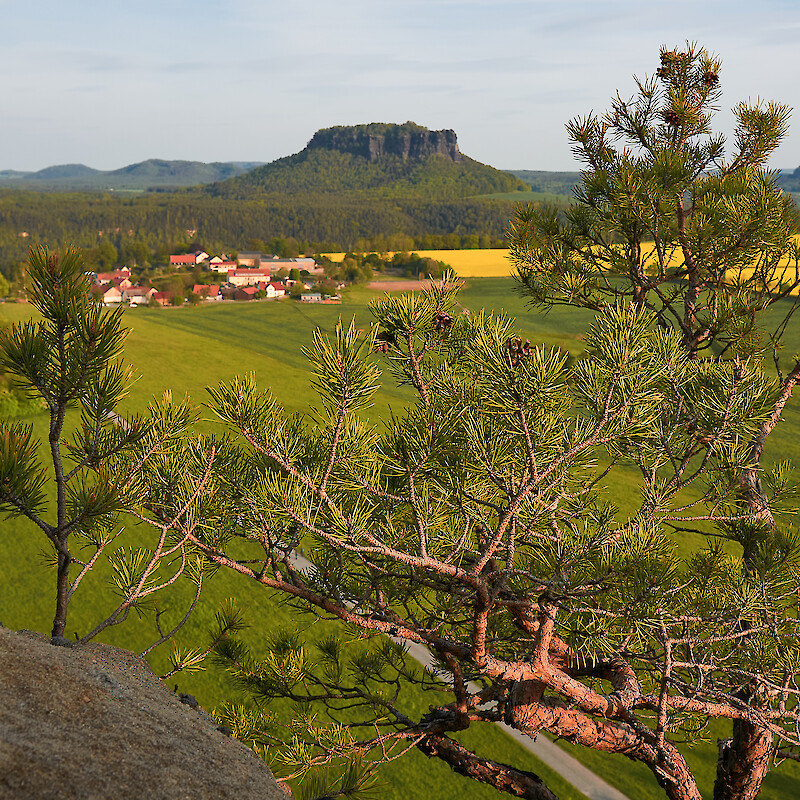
[195,49,800,798]
[508,43,800,798]
[189,260,800,800]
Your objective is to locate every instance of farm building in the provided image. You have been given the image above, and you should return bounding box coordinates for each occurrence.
[227,269,272,287]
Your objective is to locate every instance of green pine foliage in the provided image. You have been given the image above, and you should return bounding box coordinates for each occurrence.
[3,278,800,800]
[506,43,800,798]
[195,272,800,799]
[3,46,800,800]
[0,246,218,641]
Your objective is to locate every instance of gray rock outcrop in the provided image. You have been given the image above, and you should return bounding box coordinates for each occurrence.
[0,627,288,800]
[307,122,461,162]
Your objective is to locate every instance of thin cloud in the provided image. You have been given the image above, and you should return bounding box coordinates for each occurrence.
[2,0,798,170]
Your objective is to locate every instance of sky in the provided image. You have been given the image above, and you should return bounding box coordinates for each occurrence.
[2,0,799,173]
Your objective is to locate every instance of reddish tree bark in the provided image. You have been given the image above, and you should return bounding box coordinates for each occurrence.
[416,733,559,800]
[714,724,774,800]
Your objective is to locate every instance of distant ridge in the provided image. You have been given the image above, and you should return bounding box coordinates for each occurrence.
[0,159,265,191]
[209,122,528,199]
[777,166,800,194]
[505,167,800,199]
[2,153,796,198]
[33,164,102,180]
[504,170,580,198]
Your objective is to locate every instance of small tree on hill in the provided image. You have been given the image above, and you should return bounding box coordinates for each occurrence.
[0,246,219,652]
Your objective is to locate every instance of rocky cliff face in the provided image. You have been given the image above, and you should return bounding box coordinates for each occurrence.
[307,122,462,163]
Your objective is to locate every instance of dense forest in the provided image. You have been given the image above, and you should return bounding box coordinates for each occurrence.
[0,190,521,277]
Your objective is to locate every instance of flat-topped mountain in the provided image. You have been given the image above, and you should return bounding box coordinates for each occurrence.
[209,122,527,199]
[307,121,461,162]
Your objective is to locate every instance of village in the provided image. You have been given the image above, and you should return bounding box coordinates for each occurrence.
[93,248,342,307]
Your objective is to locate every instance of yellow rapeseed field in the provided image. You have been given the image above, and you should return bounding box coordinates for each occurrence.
[323,249,515,277]
[635,239,800,296]
[325,237,799,293]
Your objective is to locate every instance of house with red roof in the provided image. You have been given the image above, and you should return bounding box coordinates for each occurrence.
[234,286,259,301]
[169,254,198,267]
[192,284,222,301]
[96,268,131,285]
[123,287,157,305]
[153,291,175,306]
[100,285,124,305]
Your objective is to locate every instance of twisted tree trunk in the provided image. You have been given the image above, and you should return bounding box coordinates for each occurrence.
[713,363,800,799]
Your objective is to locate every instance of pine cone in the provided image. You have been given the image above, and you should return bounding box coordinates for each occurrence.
[433,311,453,333]
[662,109,680,127]
[505,337,532,367]
[375,331,395,353]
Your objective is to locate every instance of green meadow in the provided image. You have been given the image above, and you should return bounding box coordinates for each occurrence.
[1,280,799,800]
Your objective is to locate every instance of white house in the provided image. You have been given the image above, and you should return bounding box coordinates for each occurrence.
[101,286,123,304]
[210,260,237,273]
[228,269,272,287]
[123,287,157,305]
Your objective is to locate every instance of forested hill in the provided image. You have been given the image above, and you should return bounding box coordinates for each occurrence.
[504,169,581,197]
[207,122,528,199]
[0,160,264,191]
[777,167,800,195]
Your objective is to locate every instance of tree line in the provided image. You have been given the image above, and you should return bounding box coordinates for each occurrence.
[0,190,529,280]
